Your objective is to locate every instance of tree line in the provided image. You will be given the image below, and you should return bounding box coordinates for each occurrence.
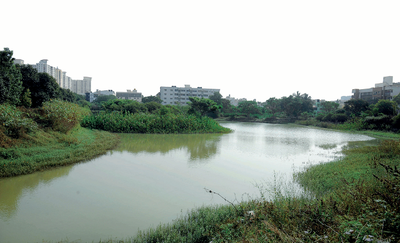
[0,48,87,108]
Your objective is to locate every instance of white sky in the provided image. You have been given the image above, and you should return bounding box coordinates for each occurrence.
[2,0,400,101]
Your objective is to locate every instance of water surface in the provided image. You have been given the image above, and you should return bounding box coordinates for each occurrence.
[0,122,374,242]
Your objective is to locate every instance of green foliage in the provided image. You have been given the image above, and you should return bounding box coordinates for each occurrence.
[18,64,60,107]
[102,99,148,114]
[320,101,339,113]
[0,127,118,177]
[41,100,91,133]
[265,97,281,117]
[188,97,220,117]
[93,94,117,104]
[144,101,162,113]
[238,100,262,116]
[20,88,32,108]
[142,95,162,104]
[0,103,38,139]
[373,99,397,116]
[209,91,223,105]
[0,48,23,105]
[344,99,370,116]
[81,111,231,134]
[392,93,400,105]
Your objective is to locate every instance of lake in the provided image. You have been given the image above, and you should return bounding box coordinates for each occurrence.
[0,122,375,243]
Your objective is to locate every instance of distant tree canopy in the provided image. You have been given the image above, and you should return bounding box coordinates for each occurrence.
[188,97,220,116]
[102,99,148,114]
[263,92,313,118]
[93,95,117,104]
[142,95,162,104]
[344,99,370,116]
[320,101,339,114]
[373,99,397,116]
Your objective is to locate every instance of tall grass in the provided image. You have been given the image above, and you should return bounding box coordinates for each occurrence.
[81,111,231,134]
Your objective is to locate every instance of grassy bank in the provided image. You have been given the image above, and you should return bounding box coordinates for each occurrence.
[0,127,119,177]
[0,101,119,177]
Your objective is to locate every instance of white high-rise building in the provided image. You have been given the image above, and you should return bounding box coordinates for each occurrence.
[71,77,91,96]
[160,84,220,105]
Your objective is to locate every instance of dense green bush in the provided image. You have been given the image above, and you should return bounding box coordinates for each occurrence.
[41,100,91,133]
[81,111,231,134]
[0,103,38,138]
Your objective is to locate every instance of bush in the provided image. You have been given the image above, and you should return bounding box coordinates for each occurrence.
[41,100,91,133]
[0,103,38,138]
[363,115,392,130]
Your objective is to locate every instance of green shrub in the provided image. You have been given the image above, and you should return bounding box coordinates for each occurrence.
[41,99,91,133]
[81,111,231,134]
[0,103,38,138]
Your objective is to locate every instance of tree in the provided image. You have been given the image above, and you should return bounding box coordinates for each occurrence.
[93,95,117,104]
[56,87,76,103]
[142,95,162,104]
[344,99,370,116]
[188,97,220,116]
[18,65,59,107]
[0,48,23,105]
[320,101,339,114]
[373,99,397,116]
[144,101,162,113]
[265,97,281,117]
[209,92,223,106]
[238,101,262,115]
[392,93,400,106]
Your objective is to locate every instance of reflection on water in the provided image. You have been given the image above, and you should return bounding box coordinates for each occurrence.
[0,165,72,219]
[116,133,223,161]
[0,122,375,243]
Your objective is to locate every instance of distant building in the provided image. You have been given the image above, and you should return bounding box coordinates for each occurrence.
[94,89,115,96]
[160,84,220,105]
[71,77,92,96]
[13,59,24,65]
[85,92,96,102]
[225,95,244,106]
[352,76,400,103]
[116,89,142,102]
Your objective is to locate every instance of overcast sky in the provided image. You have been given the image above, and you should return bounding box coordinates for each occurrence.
[2,0,399,101]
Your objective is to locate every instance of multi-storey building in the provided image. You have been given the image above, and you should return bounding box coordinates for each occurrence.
[13,59,24,65]
[160,85,220,105]
[116,89,142,102]
[225,95,247,106]
[94,89,115,96]
[352,76,400,103]
[21,59,92,95]
[71,77,92,96]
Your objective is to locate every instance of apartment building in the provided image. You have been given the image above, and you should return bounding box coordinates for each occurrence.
[352,76,400,103]
[19,59,92,95]
[116,89,142,102]
[94,89,115,96]
[160,85,220,105]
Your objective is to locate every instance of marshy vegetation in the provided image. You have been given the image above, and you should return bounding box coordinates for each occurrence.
[81,97,231,134]
[0,100,119,177]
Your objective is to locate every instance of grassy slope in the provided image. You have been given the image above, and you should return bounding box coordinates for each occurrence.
[0,126,119,177]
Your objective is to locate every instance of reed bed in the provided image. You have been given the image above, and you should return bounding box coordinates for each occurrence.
[81,111,231,134]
